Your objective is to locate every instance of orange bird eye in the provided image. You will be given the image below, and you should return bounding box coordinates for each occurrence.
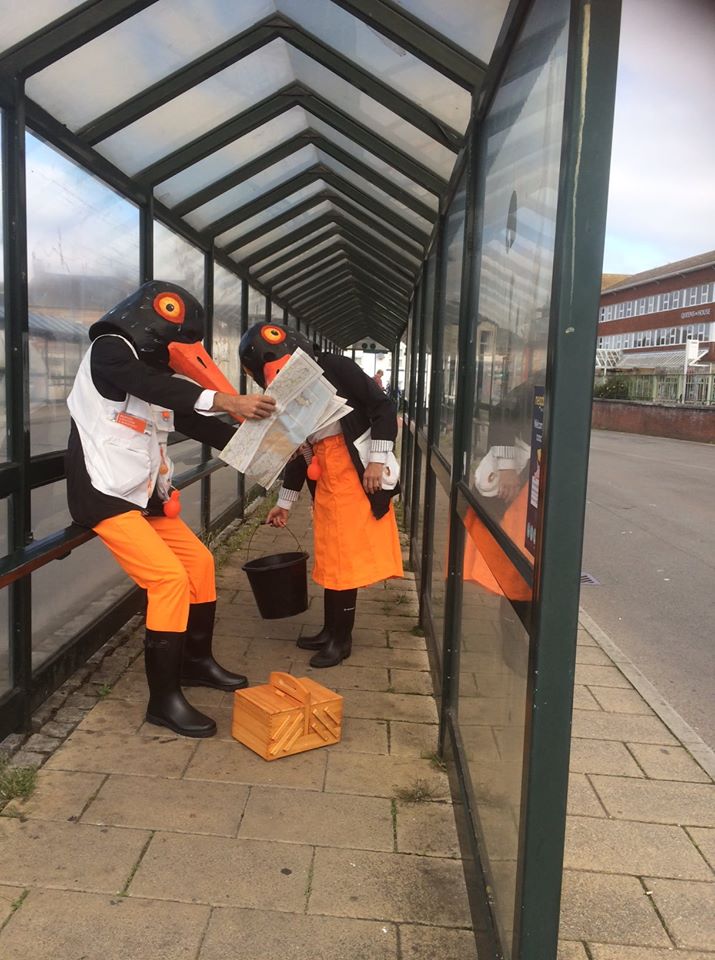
[260,325,286,344]
[153,293,185,324]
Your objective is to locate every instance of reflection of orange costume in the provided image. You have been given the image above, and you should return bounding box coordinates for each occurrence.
[463,486,531,601]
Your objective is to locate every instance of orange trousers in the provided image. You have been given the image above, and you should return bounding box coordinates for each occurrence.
[93,511,216,632]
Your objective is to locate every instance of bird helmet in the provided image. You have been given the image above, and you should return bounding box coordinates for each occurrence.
[239,323,314,389]
[89,280,237,394]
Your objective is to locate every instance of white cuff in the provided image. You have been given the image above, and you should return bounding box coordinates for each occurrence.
[369,451,388,464]
[497,459,516,471]
[194,389,217,414]
[370,439,393,453]
[277,487,299,510]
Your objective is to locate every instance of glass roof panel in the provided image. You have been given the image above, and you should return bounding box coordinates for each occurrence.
[249,223,335,274]
[275,0,471,131]
[260,235,343,282]
[305,114,438,210]
[26,0,277,131]
[95,39,294,175]
[154,107,309,207]
[315,149,433,233]
[324,203,421,265]
[215,180,326,247]
[229,200,333,261]
[394,0,509,64]
[279,259,350,296]
[0,0,84,53]
[184,145,319,230]
[287,47,457,179]
[319,191,425,256]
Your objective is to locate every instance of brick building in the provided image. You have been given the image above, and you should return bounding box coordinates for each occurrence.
[596,251,715,378]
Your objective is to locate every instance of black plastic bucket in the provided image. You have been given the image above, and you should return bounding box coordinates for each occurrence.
[242,527,309,619]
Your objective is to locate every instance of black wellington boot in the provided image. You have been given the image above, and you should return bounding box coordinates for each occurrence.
[309,589,357,668]
[297,589,334,650]
[145,630,216,738]
[180,601,248,692]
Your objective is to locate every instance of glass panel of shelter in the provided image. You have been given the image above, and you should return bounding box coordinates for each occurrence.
[228,200,334,261]
[455,0,570,954]
[25,131,140,458]
[210,262,243,519]
[0,0,85,54]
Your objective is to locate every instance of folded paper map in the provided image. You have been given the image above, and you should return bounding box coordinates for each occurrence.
[219,349,352,488]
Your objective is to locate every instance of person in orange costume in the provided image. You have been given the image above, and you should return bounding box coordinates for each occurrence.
[66,281,275,737]
[239,324,403,668]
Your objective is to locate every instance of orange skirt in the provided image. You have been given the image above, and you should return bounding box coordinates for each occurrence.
[311,434,404,590]
[462,485,532,601]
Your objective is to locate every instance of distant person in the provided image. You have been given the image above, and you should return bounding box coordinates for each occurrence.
[373,369,384,391]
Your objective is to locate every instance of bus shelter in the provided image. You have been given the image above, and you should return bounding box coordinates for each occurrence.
[0,2,621,957]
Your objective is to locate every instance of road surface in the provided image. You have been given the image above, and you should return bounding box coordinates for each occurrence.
[582,430,715,748]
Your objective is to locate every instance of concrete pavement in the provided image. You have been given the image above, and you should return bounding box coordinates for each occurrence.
[0,497,712,959]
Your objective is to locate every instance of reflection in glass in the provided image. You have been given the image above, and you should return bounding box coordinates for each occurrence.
[211,467,238,521]
[0,501,8,695]
[154,221,205,303]
[31,483,129,672]
[429,479,451,666]
[468,0,568,564]
[419,249,438,427]
[0,116,5,461]
[210,263,242,519]
[457,0,569,954]
[437,170,467,460]
[26,133,139,457]
[170,440,203,532]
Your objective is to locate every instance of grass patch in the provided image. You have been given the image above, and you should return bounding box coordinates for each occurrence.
[421,750,447,772]
[395,778,437,804]
[97,683,112,698]
[209,492,278,570]
[410,625,425,637]
[0,756,37,810]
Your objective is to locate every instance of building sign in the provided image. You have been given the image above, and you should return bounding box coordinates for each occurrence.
[525,385,544,557]
[680,307,711,320]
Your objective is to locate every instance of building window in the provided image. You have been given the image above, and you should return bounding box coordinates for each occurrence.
[616,302,625,319]
[672,290,680,308]
[599,307,605,321]
[644,330,652,346]
[701,283,712,304]
[597,337,604,348]
[647,295,655,313]
[697,323,707,340]
[658,329,667,345]
[638,297,646,315]
[661,292,670,310]
[669,328,677,344]
[625,300,633,317]
[605,304,613,320]
[636,332,644,347]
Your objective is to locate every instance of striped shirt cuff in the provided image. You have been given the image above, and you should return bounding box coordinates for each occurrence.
[370,439,393,453]
[277,487,300,510]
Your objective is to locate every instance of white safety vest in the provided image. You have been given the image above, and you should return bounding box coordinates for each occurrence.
[67,334,175,508]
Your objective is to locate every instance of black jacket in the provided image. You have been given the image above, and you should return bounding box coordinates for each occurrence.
[281,354,399,519]
[66,336,235,528]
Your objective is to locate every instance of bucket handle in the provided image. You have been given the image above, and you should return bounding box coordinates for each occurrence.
[245,520,303,560]
[270,672,312,736]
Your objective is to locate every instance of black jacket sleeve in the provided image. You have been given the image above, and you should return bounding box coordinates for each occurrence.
[174,411,237,450]
[90,336,204,413]
[282,452,309,495]
[321,355,397,442]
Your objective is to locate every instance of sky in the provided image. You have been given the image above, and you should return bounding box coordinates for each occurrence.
[602,0,715,275]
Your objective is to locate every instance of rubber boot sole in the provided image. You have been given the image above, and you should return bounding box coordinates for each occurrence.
[145,713,217,738]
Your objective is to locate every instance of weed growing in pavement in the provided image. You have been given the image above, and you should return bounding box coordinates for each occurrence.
[0,756,37,810]
[97,683,112,698]
[410,624,425,637]
[395,778,438,803]
[421,750,447,772]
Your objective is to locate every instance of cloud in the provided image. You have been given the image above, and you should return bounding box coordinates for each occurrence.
[603,0,715,273]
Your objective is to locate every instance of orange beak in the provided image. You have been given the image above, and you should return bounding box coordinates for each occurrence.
[264,355,291,386]
[168,341,243,421]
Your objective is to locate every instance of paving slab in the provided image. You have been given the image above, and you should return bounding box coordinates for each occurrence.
[589,687,654,715]
[239,786,394,851]
[563,816,712,880]
[645,877,715,951]
[575,665,633,688]
[82,774,249,836]
[559,870,670,946]
[303,662,390,692]
[0,886,25,928]
[569,738,643,777]
[348,647,430,671]
[325,752,449,800]
[566,773,607,817]
[687,827,715,870]
[558,944,589,960]
[309,848,472,925]
[184,739,327,790]
[589,946,715,959]
[74,697,146,732]
[333,717,389,755]
[198,908,398,960]
[45,729,196,779]
[129,832,313,911]
[387,632,428,650]
[0,888,209,960]
[395,799,460,858]
[342,690,438,723]
[399,924,478,959]
[570,710,678,744]
[0,818,150,893]
[591,775,715,826]
[627,743,711,782]
[2,769,104,822]
[573,685,602,711]
[390,669,434,695]
[389,721,441,758]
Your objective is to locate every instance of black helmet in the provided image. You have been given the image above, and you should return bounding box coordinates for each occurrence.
[240,323,314,389]
[89,280,204,366]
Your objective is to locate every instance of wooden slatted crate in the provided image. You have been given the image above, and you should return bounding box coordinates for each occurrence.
[232,671,343,760]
